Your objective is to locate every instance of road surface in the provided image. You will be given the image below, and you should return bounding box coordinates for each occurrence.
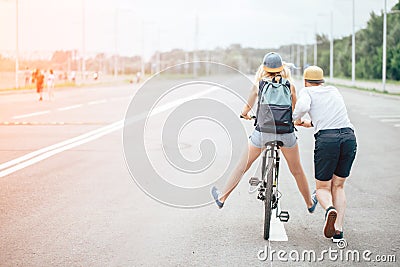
[0,77,399,266]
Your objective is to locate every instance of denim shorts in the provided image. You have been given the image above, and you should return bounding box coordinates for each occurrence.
[249,129,297,148]
[314,128,357,181]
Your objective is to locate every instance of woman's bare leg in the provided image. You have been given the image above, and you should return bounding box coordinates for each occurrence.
[219,144,262,203]
[280,144,313,208]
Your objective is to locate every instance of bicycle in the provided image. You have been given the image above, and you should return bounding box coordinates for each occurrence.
[241,115,290,240]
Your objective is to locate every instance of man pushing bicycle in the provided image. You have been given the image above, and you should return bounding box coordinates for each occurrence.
[293,66,357,243]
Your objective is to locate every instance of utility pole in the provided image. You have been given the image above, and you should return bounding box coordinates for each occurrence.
[303,33,307,70]
[382,0,387,92]
[114,9,118,79]
[157,26,161,73]
[141,21,145,77]
[296,44,301,77]
[314,23,317,65]
[82,0,86,84]
[193,14,199,77]
[15,0,19,89]
[351,0,356,85]
[330,11,334,80]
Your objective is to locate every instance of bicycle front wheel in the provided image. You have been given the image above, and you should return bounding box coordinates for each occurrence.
[263,160,274,240]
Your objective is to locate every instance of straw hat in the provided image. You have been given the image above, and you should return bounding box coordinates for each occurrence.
[304,66,325,83]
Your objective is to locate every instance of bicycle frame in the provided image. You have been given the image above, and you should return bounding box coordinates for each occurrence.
[250,140,289,240]
[259,142,281,212]
[266,142,279,213]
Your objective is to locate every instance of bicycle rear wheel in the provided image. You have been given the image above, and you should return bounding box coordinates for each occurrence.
[263,158,274,240]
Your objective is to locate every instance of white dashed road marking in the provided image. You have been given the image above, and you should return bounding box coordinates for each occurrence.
[57,104,83,111]
[12,99,109,119]
[12,110,50,119]
[88,99,107,105]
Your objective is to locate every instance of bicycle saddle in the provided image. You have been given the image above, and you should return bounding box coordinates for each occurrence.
[265,141,284,148]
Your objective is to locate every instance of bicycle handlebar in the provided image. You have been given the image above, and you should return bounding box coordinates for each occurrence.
[240,115,256,119]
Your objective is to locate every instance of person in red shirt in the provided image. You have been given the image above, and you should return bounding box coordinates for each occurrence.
[35,69,45,101]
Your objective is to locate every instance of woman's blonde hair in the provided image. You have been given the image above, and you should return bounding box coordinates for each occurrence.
[255,61,294,84]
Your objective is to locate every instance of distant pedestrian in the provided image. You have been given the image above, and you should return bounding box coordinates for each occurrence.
[24,67,31,87]
[35,69,45,101]
[70,71,76,84]
[31,68,37,84]
[136,72,141,83]
[47,69,55,100]
[293,66,357,243]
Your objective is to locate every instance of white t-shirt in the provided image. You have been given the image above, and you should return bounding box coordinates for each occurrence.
[293,85,353,133]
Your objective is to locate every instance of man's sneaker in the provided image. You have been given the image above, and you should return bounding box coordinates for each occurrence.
[323,206,337,238]
[308,190,318,213]
[211,186,224,209]
[332,230,344,243]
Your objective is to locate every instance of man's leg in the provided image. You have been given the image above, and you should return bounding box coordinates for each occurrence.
[316,178,337,238]
[316,179,333,209]
[331,175,346,231]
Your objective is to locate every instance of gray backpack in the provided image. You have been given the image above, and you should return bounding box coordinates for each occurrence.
[255,76,294,134]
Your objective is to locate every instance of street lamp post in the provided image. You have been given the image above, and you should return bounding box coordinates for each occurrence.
[140,20,156,77]
[82,0,86,84]
[114,9,118,79]
[141,21,145,77]
[316,11,334,79]
[351,0,356,85]
[15,0,19,89]
[382,0,387,92]
[314,23,317,65]
[296,44,301,77]
[330,11,334,80]
[193,14,199,77]
[382,4,400,92]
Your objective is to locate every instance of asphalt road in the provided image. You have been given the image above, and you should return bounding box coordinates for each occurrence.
[0,76,399,266]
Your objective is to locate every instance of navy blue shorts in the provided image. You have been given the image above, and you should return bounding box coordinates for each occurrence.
[314,128,357,181]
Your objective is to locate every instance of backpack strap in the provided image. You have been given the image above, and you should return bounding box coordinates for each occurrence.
[256,78,272,127]
[283,78,290,88]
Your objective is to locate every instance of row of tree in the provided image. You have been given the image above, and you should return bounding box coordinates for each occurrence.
[152,1,400,80]
[313,1,400,80]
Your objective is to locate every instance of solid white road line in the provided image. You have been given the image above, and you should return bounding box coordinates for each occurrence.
[57,104,83,111]
[88,99,107,105]
[269,215,289,242]
[0,122,123,178]
[0,120,123,172]
[394,124,400,127]
[0,87,218,177]
[12,110,50,119]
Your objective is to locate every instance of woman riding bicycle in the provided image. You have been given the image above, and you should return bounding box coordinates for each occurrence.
[212,52,317,213]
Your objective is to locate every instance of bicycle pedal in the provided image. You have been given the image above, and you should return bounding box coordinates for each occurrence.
[278,211,290,222]
[249,177,261,186]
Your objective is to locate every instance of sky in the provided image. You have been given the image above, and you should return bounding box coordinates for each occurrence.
[0,0,398,59]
